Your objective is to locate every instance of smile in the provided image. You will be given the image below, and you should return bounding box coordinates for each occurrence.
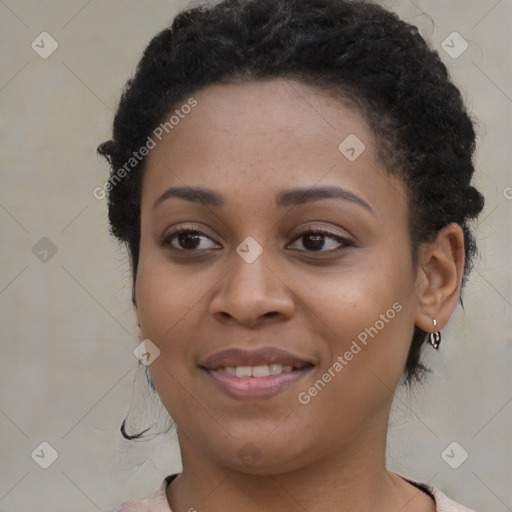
[199,346,315,400]
[217,363,296,377]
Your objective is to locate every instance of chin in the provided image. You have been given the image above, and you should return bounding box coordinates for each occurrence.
[205,435,318,476]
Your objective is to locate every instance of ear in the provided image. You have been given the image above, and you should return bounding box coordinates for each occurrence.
[414,223,465,333]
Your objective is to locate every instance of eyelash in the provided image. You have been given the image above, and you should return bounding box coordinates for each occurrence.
[160,227,354,255]
[292,227,354,254]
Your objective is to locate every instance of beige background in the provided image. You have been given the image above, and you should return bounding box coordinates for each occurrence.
[0,1,510,511]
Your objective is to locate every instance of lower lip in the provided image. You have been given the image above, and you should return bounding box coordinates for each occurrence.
[202,367,313,400]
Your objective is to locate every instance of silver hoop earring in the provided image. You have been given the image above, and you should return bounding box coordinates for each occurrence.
[429,319,441,349]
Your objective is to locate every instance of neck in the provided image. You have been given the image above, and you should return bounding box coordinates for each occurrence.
[166,425,435,512]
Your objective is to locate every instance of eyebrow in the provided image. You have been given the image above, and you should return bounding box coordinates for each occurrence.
[276,186,374,215]
[153,186,224,210]
[152,185,374,215]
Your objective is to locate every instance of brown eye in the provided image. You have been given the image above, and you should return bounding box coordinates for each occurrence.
[161,229,221,252]
[288,229,353,253]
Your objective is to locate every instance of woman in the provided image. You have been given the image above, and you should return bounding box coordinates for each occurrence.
[98,0,484,510]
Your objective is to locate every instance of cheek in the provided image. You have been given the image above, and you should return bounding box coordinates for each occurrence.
[294,250,416,382]
[134,263,202,418]
[135,240,210,334]
[298,253,412,331]
[292,279,414,435]
[134,251,204,375]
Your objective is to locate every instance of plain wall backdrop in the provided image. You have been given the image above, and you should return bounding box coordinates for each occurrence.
[0,1,510,511]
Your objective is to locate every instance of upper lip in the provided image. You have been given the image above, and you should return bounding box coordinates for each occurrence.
[199,347,314,370]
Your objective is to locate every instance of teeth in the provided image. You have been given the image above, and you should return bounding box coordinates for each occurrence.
[220,364,296,377]
[269,363,282,375]
[252,365,270,377]
[235,366,252,378]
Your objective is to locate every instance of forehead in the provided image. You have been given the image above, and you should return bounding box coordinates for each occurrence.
[142,78,407,215]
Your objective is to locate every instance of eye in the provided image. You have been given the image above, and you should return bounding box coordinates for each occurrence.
[160,227,353,255]
[288,228,353,253]
[160,228,221,252]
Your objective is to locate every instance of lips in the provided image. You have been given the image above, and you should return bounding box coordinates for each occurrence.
[199,347,313,370]
[199,347,315,400]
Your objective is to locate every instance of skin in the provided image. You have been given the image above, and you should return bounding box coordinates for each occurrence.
[134,78,465,512]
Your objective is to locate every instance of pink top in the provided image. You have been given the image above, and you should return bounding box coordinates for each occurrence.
[105,473,477,511]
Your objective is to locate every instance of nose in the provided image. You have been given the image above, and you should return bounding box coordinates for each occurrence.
[209,248,295,327]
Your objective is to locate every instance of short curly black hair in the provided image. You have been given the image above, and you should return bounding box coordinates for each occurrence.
[98,0,484,384]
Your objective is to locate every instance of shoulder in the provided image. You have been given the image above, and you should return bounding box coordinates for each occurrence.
[104,473,478,512]
[398,474,477,512]
[103,475,176,512]
[428,486,477,512]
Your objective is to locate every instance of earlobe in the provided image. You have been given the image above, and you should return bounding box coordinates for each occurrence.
[414,223,465,333]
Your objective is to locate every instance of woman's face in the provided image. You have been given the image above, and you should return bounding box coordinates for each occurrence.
[135,78,424,473]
